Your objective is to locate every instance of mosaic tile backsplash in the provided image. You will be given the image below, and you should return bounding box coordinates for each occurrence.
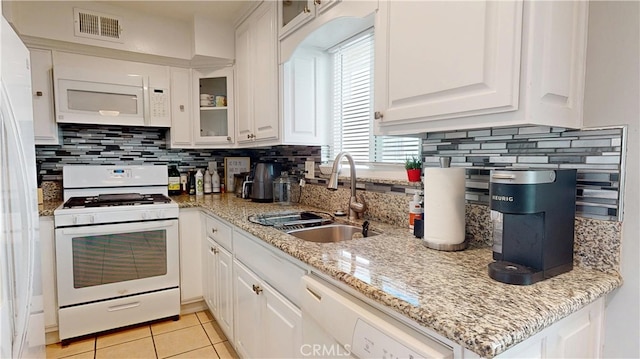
[36,124,625,221]
[36,124,321,182]
[421,126,625,221]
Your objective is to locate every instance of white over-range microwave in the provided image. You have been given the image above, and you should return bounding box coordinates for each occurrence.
[52,51,171,127]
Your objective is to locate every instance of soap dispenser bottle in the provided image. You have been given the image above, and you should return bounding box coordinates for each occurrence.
[409,191,423,230]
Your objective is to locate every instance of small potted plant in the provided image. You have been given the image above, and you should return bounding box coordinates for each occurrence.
[405,156,422,182]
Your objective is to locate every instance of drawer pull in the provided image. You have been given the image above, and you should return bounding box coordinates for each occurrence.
[107,302,141,312]
[211,228,218,234]
[306,287,322,301]
[252,284,263,295]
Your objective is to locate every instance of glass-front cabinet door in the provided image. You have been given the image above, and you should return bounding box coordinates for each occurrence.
[279,0,315,39]
[193,67,234,145]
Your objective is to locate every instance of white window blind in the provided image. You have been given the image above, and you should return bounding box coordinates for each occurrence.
[328,30,420,164]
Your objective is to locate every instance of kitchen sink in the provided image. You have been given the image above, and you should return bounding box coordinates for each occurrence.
[287,224,380,243]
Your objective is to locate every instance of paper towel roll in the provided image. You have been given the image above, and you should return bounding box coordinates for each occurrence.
[423,167,466,245]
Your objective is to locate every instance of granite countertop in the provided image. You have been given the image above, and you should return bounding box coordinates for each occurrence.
[41,195,622,357]
[174,194,621,358]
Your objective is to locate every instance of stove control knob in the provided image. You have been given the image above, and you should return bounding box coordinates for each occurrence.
[89,215,96,224]
[157,210,165,218]
[73,216,79,225]
[141,212,148,220]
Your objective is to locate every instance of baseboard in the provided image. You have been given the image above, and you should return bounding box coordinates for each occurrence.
[180,299,207,315]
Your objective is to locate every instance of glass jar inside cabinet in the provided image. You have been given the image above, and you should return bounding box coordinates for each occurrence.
[194,67,234,145]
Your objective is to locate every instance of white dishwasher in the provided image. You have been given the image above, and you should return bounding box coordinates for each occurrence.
[301,275,453,359]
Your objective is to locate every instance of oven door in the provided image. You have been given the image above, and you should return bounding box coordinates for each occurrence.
[55,219,179,307]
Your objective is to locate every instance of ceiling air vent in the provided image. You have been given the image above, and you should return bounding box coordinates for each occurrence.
[74,8,123,43]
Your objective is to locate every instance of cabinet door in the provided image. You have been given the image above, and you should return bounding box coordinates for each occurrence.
[315,0,340,14]
[262,284,302,359]
[524,0,588,129]
[374,1,523,124]
[216,246,234,342]
[251,2,279,142]
[233,260,262,359]
[203,237,218,316]
[178,209,202,303]
[30,49,59,145]
[278,0,315,39]
[236,2,279,145]
[193,67,235,145]
[235,19,253,143]
[39,217,57,331]
[281,51,327,145]
[169,67,193,147]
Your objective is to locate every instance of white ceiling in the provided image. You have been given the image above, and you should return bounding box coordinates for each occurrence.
[99,0,253,22]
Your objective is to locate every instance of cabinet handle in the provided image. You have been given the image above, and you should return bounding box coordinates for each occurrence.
[211,228,218,234]
[252,284,263,295]
[179,105,184,111]
[213,247,219,254]
[374,111,383,120]
[35,91,43,97]
[227,136,231,142]
[314,0,321,5]
[304,6,311,13]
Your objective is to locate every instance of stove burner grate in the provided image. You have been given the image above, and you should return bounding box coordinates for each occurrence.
[62,193,172,209]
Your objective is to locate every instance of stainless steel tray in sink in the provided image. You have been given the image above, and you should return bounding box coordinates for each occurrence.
[248,211,334,231]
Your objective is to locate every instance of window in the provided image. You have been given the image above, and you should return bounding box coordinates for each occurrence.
[326,30,420,164]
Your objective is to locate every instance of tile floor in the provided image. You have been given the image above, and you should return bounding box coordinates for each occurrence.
[46,311,239,359]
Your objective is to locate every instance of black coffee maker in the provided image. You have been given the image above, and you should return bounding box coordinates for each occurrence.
[488,169,577,285]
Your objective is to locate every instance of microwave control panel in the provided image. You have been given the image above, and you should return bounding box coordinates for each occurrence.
[150,88,169,122]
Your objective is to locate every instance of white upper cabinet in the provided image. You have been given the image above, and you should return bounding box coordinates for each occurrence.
[235,2,279,145]
[168,67,235,148]
[279,0,316,39]
[281,49,328,145]
[193,67,235,146]
[374,0,589,135]
[30,48,60,145]
[168,67,193,147]
[278,0,342,40]
[374,0,523,132]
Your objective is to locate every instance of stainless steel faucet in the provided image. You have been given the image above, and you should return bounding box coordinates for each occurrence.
[327,151,366,220]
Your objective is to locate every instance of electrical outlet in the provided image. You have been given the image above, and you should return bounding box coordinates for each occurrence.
[304,161,315,179]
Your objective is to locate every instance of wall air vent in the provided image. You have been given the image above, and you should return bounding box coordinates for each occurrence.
[74,8,123,43]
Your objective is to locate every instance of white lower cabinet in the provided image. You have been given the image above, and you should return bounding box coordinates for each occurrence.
[203,236,234,341]
[39,216,57,333]
[202,237,233,340]
[178,209,202,304]
[193,210,604,359]
[233,259,302,359]
[202,213,234,341]
[485,298,604,358]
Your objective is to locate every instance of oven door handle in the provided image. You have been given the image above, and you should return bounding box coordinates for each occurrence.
[58,219,177,235]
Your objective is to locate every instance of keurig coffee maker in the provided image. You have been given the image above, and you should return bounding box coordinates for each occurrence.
[488,169,577,285]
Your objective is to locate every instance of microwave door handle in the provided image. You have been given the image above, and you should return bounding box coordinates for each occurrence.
[142,76,150,126]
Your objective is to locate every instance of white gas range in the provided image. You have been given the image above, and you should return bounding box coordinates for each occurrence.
[53,165,180,343]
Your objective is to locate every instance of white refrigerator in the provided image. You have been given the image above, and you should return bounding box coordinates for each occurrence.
[0,16,46,358]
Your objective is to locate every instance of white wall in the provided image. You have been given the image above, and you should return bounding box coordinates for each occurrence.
[8,1,193,60]
[583,1,639,357]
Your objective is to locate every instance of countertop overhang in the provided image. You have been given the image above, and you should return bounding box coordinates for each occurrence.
[40,195,622,357]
